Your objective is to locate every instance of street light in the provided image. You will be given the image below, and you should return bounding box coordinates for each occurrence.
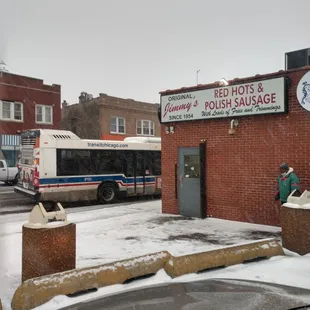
[196,69,201,85]
[220,78,229,86]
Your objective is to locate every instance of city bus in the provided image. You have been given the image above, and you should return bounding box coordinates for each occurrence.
[15,129,161,204]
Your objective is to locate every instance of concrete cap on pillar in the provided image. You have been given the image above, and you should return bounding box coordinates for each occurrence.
[24,202,68,229]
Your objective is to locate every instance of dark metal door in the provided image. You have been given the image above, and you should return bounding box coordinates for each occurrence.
[178,147,201,217]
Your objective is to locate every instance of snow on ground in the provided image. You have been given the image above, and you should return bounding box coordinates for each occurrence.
[0,199,303,310]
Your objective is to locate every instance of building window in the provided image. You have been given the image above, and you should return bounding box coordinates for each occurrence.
[137,120,154,136]
[36,105,53,124]
[14,102,23,120]
[0,100,24,121]
[110,117,125,134]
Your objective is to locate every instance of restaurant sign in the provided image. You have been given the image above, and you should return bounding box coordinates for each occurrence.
[160,77,286,123]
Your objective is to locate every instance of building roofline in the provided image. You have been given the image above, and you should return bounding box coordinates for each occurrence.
[97,93,158,106]
[64,94,159,108]
[159,66,310,95]
[0,71,60,88]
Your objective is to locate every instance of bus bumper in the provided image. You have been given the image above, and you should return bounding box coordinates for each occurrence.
[14,186,41,202]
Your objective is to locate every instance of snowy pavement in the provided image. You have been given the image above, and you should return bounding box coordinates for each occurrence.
[0,183,33,215]
[1,200,309,309]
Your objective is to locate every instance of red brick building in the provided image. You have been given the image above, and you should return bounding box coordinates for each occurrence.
[0,72,61,166]
[159,67,310,226]
[61,93,160,140]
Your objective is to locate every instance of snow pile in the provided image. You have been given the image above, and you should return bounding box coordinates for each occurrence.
[115,251,169,268]
[32,264,117,287]
[0,199,295,310]
[283,203,310,210]
[302,203,310,209]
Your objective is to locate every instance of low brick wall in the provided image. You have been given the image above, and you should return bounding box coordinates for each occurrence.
[281,206,310,255]
[22,223,76,282]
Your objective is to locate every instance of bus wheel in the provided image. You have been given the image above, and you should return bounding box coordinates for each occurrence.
[98,183,117,204]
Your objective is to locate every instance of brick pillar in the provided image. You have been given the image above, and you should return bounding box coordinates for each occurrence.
[22,223,76,282]
[281,206,310,255]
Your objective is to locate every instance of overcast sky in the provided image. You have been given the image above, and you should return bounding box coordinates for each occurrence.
[1,0,310,104]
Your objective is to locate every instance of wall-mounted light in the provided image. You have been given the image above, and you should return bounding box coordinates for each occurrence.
[220,78,229,86]
[229,119,239,135]
[165,125,175,134]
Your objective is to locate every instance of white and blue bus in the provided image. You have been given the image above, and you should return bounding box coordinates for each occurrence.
[15,129,161,203]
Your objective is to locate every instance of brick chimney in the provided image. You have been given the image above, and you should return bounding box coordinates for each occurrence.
[62,100,68,108]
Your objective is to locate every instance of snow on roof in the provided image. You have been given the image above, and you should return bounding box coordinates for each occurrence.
[124,137,161,143]
[159,66,310,95]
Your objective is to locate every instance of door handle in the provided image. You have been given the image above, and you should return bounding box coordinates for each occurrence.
[2,169,6,171]
[179,175,184,184]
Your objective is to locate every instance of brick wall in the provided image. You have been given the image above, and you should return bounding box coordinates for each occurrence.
[99,94,161,138]
[61,100,101,139]
[161,68,310,226]
[61,93,161,139]
[0,72,61,134]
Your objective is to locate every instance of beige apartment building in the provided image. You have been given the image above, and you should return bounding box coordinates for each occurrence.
[61,93,160,140]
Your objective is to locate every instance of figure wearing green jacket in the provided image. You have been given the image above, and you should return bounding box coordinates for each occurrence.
[275,163,300,204]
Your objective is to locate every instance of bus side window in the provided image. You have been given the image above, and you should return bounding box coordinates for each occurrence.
[153,151,161,175]
[136,151,145,176]
[124,151,134,177]
[144,151,153,175]
[74,150,91,175]
[114,152,125,174]
[57,149,75,176]
[90,150,100,174]
[94,150,124,175]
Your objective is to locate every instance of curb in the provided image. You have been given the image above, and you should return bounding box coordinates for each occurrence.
[165,239,284,278]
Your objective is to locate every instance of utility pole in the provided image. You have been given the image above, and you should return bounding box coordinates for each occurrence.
[196,69,201,85]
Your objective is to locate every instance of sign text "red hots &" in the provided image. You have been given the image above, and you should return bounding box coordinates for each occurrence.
[160,77,286,123]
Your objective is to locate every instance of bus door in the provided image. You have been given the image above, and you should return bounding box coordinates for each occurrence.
[125,151,155,196]
[143,151,157,195]
[136,151,157,195]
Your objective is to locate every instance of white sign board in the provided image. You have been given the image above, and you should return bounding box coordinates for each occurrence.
[296,71,310,112]
[160,77,286,123]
